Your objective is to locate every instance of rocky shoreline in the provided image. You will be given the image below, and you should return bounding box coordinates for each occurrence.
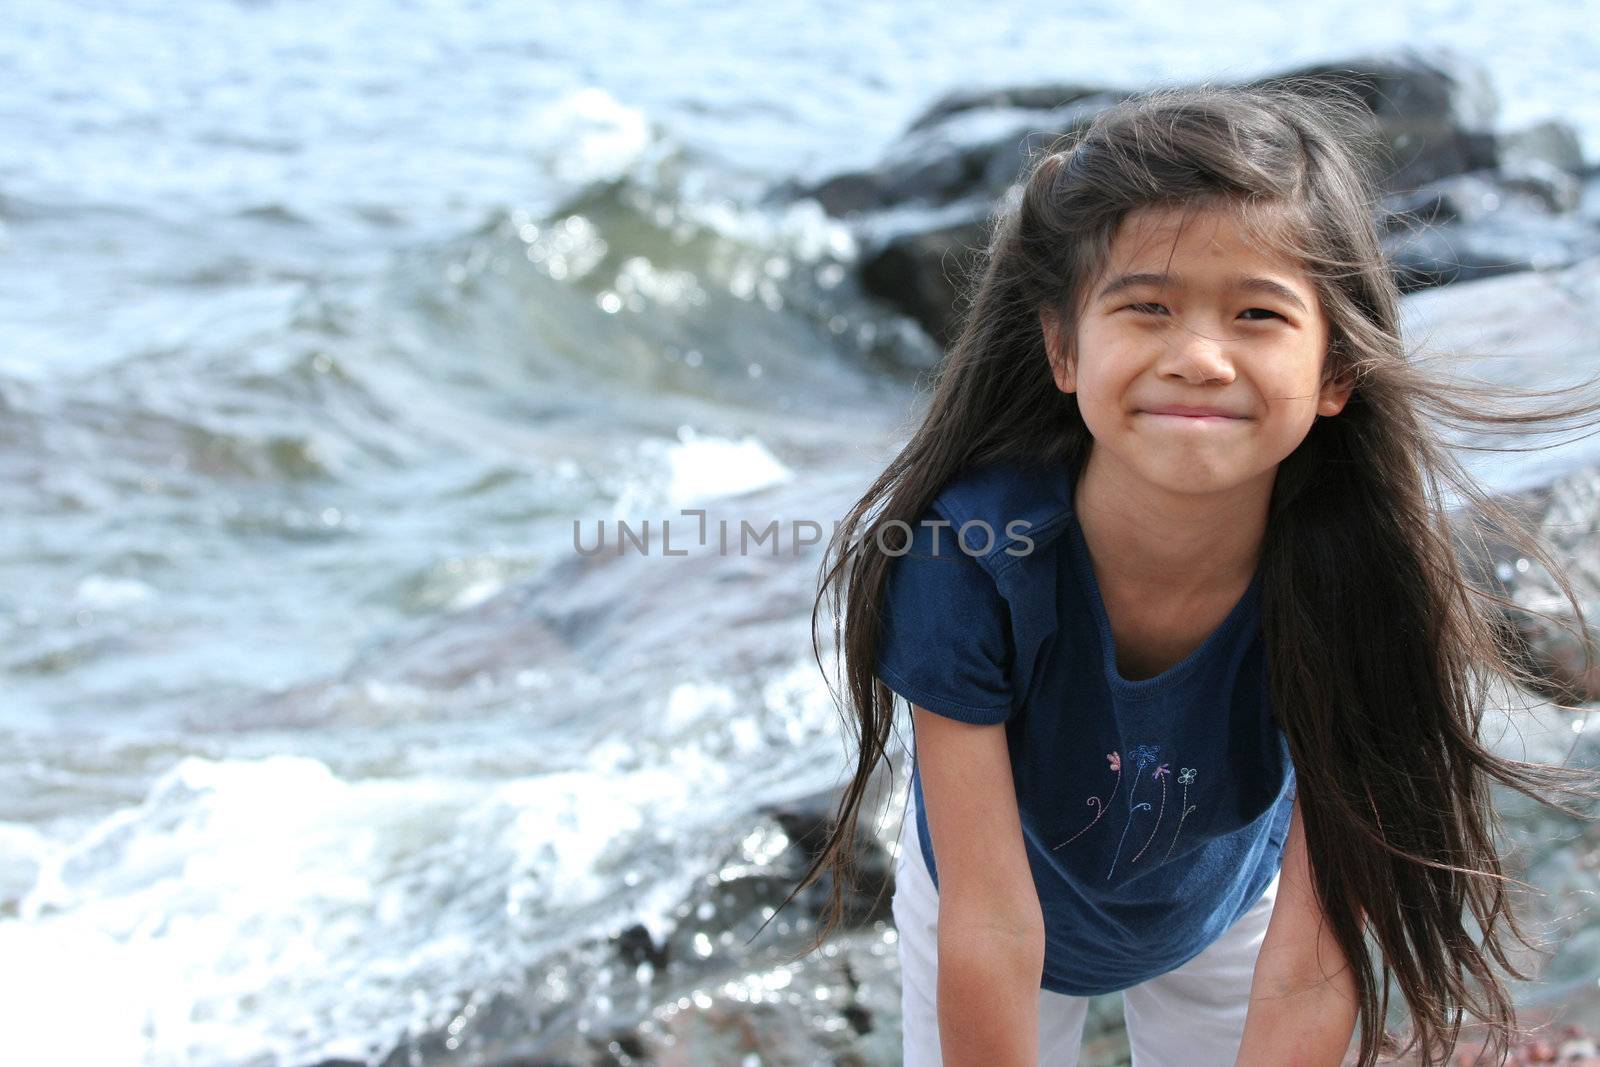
[773,46,1600,361]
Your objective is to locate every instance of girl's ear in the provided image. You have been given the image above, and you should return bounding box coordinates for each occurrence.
[1039,307,1076,394]
[1318,361,1355,417]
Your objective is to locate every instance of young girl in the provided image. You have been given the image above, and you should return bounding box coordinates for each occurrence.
[773,84,1600,1066]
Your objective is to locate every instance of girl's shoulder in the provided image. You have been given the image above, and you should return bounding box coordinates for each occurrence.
[931,455,1077,570]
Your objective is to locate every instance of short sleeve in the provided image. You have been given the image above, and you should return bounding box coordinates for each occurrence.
[874,508,1015,724]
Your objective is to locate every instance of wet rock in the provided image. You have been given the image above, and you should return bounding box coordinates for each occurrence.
[857,313,948,375]
[1237,46,1501,193]
[1500,118,1589,176]
[344,781,903,1067]
[782,47,1600,346]
[614,925,904,1067]
[859,214,990,349]
[1382,215,1600,293]
[1382,164,1583,228]
[1488,469,1600,705]
[801,46,1507,219]
[1405,261,1600,704]
[789,96,1118,218]
[1374,161,1600,291]
[1498,158,1586,214]
[907,84,1121,132]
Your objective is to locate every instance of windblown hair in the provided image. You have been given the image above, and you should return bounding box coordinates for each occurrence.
[765,83,1600,1064]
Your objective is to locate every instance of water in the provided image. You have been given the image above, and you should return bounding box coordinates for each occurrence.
[2,2,1599,1064]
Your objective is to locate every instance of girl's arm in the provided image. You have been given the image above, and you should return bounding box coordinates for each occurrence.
[1235,797,1360,1067]
[912,705,1046,1067]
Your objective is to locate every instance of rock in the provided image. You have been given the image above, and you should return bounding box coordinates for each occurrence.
[617,925,904,1067]
[1498,158,1585,214]
[1242,51,1600,295]
[760,787,899,924]
[1495,469,1600,705]
[800,46,1505,219]
[858,314,948,375]
[1237,45,1502,193]
[1404,261,1600,703]
[859,214,990,349]
[906,83,1127,132]
[1500,118,1589,176]
[1376,161,1594,292]
[350,780,905,1067]
[782,48,1600,342]
[1384,226,1536,292]
[1382,165,1582,227]
[797,170,894,219]
[790,97,1117,218]
[1382,216,1600,293]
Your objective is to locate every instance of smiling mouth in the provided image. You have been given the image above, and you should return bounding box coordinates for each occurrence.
[1138,411,1246,422]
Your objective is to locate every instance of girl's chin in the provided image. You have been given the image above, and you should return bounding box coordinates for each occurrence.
[1109,459,1270,497]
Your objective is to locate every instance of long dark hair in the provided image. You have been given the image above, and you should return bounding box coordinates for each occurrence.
[769,82,1600,1065]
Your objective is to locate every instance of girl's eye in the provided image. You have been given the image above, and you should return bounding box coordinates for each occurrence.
[1124,303,1285,321]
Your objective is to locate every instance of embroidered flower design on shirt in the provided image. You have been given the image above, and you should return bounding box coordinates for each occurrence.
[1130,763,1172,865]
[1108,744,1160,879]
[1054,749,1204,879]
[1052,751,1122,850]
[1164,767,1200,861]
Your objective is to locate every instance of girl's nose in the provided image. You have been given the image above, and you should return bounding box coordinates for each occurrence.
[1159,327,1237,385]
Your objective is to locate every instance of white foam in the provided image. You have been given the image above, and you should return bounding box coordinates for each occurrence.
[72,575,156,610]
[0,919,149,1067]
[0,751,727,1066]
[610,426,793,516]
[0,821,48,910]
[665,426,792,506]
[663,679,738,732]
[525,87,653,187]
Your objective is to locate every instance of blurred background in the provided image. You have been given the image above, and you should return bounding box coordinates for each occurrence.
[3,2,1600,1065]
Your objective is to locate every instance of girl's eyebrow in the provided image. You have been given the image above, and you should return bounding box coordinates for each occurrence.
[1096,271,1310,314]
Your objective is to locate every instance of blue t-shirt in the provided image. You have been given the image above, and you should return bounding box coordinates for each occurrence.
[875,453,1295,996]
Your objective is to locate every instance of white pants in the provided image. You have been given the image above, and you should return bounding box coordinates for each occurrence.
[891,796,1280,1067]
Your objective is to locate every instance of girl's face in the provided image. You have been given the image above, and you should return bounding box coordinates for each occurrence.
[1041,201,1351,501]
